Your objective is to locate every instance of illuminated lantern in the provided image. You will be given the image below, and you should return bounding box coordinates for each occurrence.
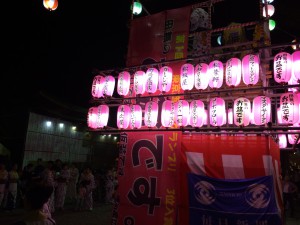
[95,105,109,128]
[189,100,205,127]
[273,52,292,84]
[132,1,142,15]
[194,63,209,90]
[102,75,115,97]
[278,134,287,148]
[134,70,146,95]
[242,54,260,85]
[117,105,130,129]
[292,50,300,81]
[203,110,208,125]
[161,100,175,128]
[227,108,233,125]
[145,68,159,94]
[252,96,271,125]
[159,66,172,93]
[233,97,251,126]
[87,107,98,129]
[269,19,276,31]
[225,58,241,87]
[129,105,142,129]
[91,75,104,98]
[43,0,58,11]
[144,101,158,128]
[175,100,190,127]
[262,4,275,17]
[277,108,283,124]
[181,63,194,91]
[279,93,300,124]
[209,97,226,126]
[117,71,130,96]
[208,60,224,89]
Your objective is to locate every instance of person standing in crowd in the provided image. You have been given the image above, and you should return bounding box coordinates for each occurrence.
[0,162,8,210]
[283,174,298,217]
[54,163,70,211]
[32,158,45,181]
[20,163,34,198]
[42,161,56,214]
[79,166,95,211]
[66,162,79,204]
[6,163,20,211]
[105,169,115,204]
[75,179,88,211]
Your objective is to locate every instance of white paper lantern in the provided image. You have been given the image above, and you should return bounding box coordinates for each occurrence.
[208,60,224,89]
[145,68,159,94]
[117,71,131,96]
[242,54,260,86]
[209,97,226,126]
[233,97,251,126]
[175,100,190,127]
[161,100,175,128]
[194,63,209,90]
[129,105,142,129]
[279,93,300,124]
[144,101,158,128]
[252,96,271,125]
[274,52,292,84]
[134,70,146,95]
[225,58,241,87]
[117,105,131,129]
[159,66,173,93]
[102,75,115,97]
[180,63,194,91]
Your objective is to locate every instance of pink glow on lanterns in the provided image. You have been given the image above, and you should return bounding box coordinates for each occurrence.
[278,134,287,148]
[175,100,190,127]
[144,101,158,128]
[292,50,300,81]
[159,66,173,93]
[279,93,300,124]
[209,97,226,126]
[91,75,104,98]
[208,60,224,89]
[234,97,251,126]
[87,107,98,129]
[102,75,115,97]
[181,63,194,91]
[277,108,283,124]
[134,70,146,95]
[117,105,131,129]
[129,105,142,129]
[194,63,209,90]
[274,52,292,84]
[145,68,159,94]
[242,54,260,85]
[87,105,109,129]
[252,96,271,125]
[117,71,131,96]
[203,110,208,125]
[225,58,241,87]
[161,100,175,128]
[189,100,205,127]
[227,108,233,125]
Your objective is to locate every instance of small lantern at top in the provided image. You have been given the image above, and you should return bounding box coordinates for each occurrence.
[43,0,58,11]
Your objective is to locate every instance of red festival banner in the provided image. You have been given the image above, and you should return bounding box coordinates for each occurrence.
[112,131,181,225]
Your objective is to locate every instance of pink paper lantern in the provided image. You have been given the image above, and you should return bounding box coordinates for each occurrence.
[129,105,142,129]
[102,75,115,97]
[175,100,190,127]
[87,107,98,129]
[208,60,224,89]
[161,100,175,128]
[180,63,194,91]
[134,70,146,95]
[96,105,109,128]
[225,58,241,87]
[277,108,283,124]
[233,97,251,126]
[203,110,208,125]
[262,4,275,17]
[91,75,104,98]
[189,100,205,127]
[252,96,271,125]
[274,52,292,84]
[117,105,131,129]
[117,71,131,96]
[278,134,287,148]
[242,54,260,85]
[209,97,226,126]
[159,66,173,93]
[227,108,233,125]
[279,93,300,124]
[144,101,158,128]
[194,63,209,90]
[145,68,159,94]
[292,50,300,81]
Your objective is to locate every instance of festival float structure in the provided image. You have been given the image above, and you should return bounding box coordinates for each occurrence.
[87,1,298,224]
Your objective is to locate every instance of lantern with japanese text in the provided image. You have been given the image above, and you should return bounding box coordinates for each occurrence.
[273,52,292,84]
[227,108,233,125]
[189,100,205,127]
[278,134,287,148]
[225,58,241,87]
[134,70,146,95]
[87,107,98,129]
[181,63,194,91]
[144,101,158,128]
[117,71,131,97]
[292,50,300,81]
[175,100,190,127]
[242,54,260,85]
[145,68,159,94]
[159,66,173,93]
[91,75,104,98]
[129,105,142,129]
[209,97,226,126]
[252,96,271,125]
[43,0,58,11]
[161,100,175,128]
[194,63,209,90]
[102,75,115,97]
[96,105,109,128]
[234,97,251,126]
[117,105,131,129]
[208,60,224,89]
[279,93,300,124]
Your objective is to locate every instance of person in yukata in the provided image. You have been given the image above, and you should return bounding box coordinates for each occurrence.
[79,166,95,211]
[54,163,70,211]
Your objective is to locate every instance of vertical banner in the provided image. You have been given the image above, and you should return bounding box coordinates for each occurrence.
[112,131,181,225]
